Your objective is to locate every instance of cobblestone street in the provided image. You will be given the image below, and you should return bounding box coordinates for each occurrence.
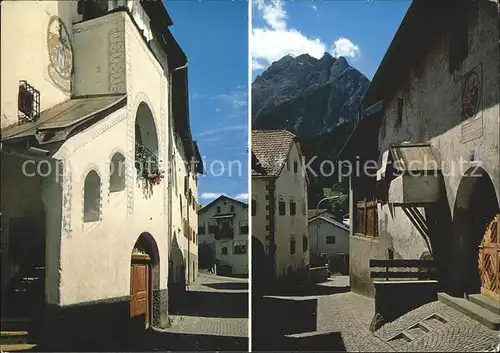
[134,273,248,351]
[252,275,500,352]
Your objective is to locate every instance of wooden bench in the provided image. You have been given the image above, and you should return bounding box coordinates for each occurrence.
[370,259,439,281]
[369,259,440,330]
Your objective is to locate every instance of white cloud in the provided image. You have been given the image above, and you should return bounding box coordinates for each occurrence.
[234,193,249,201]
[196,124,247,138]
[310,4,317,12]
[200,192,227,200]
[252,27,326,65]
[200,192,249,202]
[330,37,361,59]
[211,86,248,111]
[252,0,360,70]
[252,59,265,71]
[255,0,287,31]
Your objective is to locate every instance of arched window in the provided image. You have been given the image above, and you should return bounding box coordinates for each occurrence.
[135,102,159,181]
[84,170,101,222]
[109,152,125,192]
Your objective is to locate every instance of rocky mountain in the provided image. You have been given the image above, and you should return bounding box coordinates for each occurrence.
[252,53,371,212]
[252,53,370,139]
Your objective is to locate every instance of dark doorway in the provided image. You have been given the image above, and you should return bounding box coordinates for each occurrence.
[252,236,266,291]
[198,244,214,269]
[453,168,499,297]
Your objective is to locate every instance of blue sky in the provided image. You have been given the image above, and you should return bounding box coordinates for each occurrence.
[165,0,249,206]
[252,0,411,80]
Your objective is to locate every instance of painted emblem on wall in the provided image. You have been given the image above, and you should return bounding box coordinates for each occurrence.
[462,69,481,120]
[47,16,73,93]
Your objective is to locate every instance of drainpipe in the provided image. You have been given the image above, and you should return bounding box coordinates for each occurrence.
[168,63,188,290]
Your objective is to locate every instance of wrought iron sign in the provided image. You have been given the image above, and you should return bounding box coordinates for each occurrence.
[462,68,481,120]
[18,80,40,123]
[47,16,73,93]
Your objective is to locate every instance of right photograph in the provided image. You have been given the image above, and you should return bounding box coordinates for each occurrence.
[251,0,500,352]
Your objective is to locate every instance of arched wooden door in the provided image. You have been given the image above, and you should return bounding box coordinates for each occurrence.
[130,253,151,328]
[478,214,500,302]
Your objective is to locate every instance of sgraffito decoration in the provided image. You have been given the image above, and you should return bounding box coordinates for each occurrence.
[47,16,73,93]
[462,66,481,120]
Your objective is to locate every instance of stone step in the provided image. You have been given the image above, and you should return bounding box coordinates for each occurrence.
[0,318,33,332]
[0,331,29,345]
[468,294,500,315]
[0,343,37,352]
[438,292,500,330]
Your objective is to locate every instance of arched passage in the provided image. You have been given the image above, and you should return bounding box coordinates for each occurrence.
[130,233,160,329]
[198,244,214,270]
[252,236,266,291]
[452,167,499,297]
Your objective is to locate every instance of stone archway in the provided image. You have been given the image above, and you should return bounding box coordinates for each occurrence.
[198,244,214,270]
[130,233,162,329]
[452,167,499,297]
[252,236,266,291]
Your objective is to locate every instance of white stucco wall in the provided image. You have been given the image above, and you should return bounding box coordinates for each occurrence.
[198,198,248,276]
[308,218,349,258]
[0,1,80,128]
[377,1,500,259]
[274,142,309,278]
[1,5,197,307]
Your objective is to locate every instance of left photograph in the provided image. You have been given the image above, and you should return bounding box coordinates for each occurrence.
[0,0,248,352]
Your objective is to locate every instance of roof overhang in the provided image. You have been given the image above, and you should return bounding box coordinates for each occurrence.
[363,0,459,106]
[211,214,236,220]
[1,94,127,148]
[380,143,442,205]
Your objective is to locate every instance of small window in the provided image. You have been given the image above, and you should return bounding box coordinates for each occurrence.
[252,199,256,216]
[396,98,403,127]
[184,175,188,195]
[286,159,290,171]
[326,236,336,245]
[217,206,221,214]
[230,205,235,213]
[83,170,101,222]
[198,224,205,235]
[388,249,394,260]
[293,161,298,173]
[221,247,228,256]
[109,153,126,192]
[302,201,306,215]
[193,231,196,243]
[279,199,286,216]
[302,235,308,252]
[208,220,218,234]
[290,200,296,216]
[290,238,296,255]
[234,244,247,255]
[240,223,249,234]
[188,190,192,206]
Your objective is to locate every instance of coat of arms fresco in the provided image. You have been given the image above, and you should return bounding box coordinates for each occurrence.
[47,16,73,93]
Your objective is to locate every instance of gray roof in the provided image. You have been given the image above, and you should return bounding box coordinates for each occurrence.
[309,214,350,231]
[2,94,126,145]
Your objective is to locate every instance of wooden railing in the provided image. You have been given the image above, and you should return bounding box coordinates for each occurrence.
[369,259,438,281]
[355,199,378,237]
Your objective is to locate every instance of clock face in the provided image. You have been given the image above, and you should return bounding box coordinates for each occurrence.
[462,71,480,120]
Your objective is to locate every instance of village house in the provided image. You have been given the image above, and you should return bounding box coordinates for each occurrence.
[197,195,249,277]
[343,0,499,327]
[251,130,310,290]
[308,210,349,272]
[0,0,203,349]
